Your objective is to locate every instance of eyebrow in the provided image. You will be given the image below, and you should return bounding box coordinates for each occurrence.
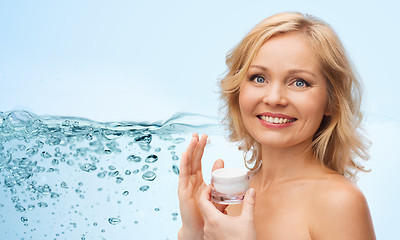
[249,65,317,78]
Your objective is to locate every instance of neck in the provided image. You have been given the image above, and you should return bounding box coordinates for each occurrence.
[253,141,319,187]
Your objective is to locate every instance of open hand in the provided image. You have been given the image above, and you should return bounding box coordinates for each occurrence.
[178,133,226,239]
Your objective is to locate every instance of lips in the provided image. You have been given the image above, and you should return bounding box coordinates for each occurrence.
[257,113,297,125]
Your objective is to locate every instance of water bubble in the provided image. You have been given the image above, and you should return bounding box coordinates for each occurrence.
[41,151,52,158]
[35,140,44,148]
[145,154,158,163]
[116,177,124,184]
[172,165,179,175]
[26,147,38,156]
[108,217,121,225]
[168,145,175,150]
[37,184,51,195]
[47,136,61,146]
[141,165,149,171]
[38,202,48,208]
[51,192,60,198]
[17,144,26,150]
[134,134,152,144]
[154,208,160,211]
[15,203,26,212]
[35,166,46,173]
[154,147,161,152]
[142,171,156,181]
[62,120,70,127]
[80,163,97,172]
[11,196,20,203]
[122,191,129,196]
[108,165,116,170]
[109,171,119,177]
[172,155,179,161]
[97,171,107,178]
[52,158,59,165]
[125,170,131,175]
[4,176,16,188]
[139,144,151,151]
[85,134,93,141]
[127,155,141,163]
[60,182,69,189]
[173,138,185,144]
[139,185,149,192]
[20,216,28,223]
[27,204,35,211]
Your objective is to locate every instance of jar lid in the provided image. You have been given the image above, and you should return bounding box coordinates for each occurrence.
[211,168,248,183]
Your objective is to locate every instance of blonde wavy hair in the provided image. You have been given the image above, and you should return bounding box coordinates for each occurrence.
[220,12,369,180]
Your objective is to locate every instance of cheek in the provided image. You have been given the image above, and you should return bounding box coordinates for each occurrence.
[238,87,249,114]
[301,93,329,125]
[238,84,258,113]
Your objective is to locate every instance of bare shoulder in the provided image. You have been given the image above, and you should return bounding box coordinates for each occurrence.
[309,174,375,239]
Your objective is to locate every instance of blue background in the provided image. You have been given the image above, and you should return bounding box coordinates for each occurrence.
[1,0,399,239]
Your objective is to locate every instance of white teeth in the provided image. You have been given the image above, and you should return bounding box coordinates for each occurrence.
[260,116,294,124]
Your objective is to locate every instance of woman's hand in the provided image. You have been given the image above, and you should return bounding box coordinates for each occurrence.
[178,133,226,239]
[199,185,257,240]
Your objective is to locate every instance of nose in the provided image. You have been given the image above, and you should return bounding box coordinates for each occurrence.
[262,83,288,107]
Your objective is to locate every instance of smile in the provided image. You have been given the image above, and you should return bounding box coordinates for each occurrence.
[257,115,297,124]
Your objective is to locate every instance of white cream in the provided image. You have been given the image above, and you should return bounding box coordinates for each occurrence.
[211,168,249,204]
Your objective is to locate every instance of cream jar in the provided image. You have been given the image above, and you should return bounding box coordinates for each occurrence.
[211,168,250,205]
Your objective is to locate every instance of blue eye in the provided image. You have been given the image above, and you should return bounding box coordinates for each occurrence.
[293,79,310,88]
[250,75,265,83]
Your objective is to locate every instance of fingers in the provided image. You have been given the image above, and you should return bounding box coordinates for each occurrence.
[191,134,207,173]
[241,188,256,220]
[178,133,199,191]
[198,185,218,220]
[212,159,224,172]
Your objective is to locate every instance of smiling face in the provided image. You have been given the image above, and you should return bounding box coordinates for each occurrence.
[238,32,330,149]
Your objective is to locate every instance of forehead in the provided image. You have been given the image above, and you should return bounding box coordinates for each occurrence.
[250,32,321,73]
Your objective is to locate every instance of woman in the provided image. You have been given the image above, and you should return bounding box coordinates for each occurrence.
[178,12,375,239]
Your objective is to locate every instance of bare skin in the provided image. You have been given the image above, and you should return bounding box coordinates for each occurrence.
[178,133,227,240]
[227,159,375,239]
[178,31,376,239]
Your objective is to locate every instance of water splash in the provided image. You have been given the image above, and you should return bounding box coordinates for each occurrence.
[0,110,222,239]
